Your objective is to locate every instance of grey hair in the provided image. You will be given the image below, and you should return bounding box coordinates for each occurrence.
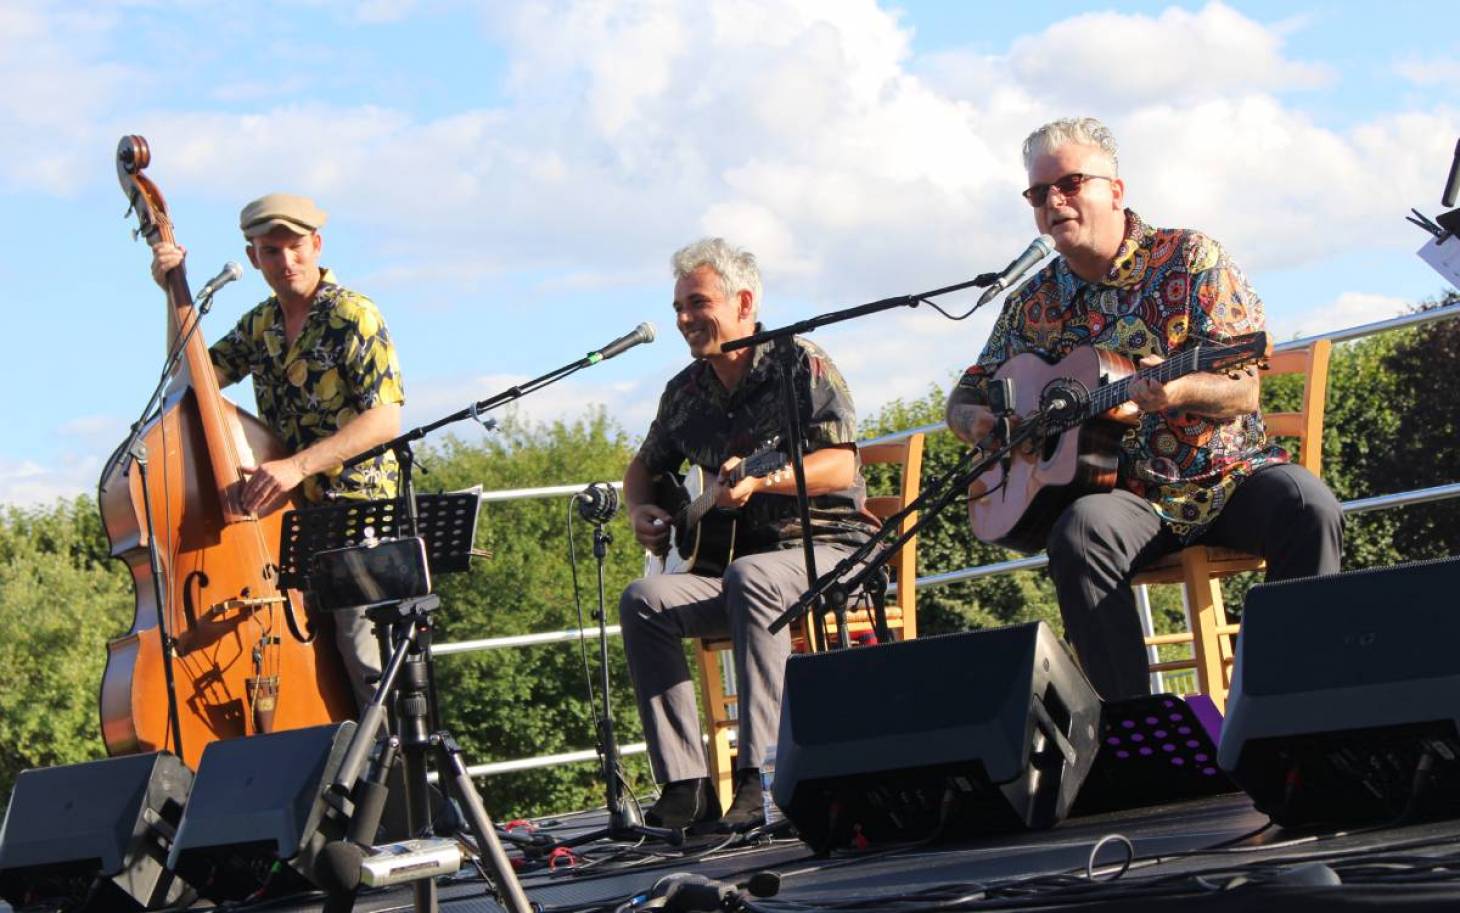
[1022,117,1120,175]
[670,237,762,318]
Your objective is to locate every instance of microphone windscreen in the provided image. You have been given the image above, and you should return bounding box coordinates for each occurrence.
[314,840,365,894]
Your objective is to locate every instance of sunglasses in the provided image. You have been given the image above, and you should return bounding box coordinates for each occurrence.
[1022,172,1113,207]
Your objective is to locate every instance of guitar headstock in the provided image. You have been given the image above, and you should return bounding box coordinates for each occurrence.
[742,437,788,479]
[1197,332,1269,376]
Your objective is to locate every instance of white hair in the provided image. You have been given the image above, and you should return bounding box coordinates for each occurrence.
[1022,117,1120,175]
[670,237,762,318]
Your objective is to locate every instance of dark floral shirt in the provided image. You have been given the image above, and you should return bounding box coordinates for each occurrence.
[958,211,1287,541]
[638,332,878,551]
[210,269,406,503]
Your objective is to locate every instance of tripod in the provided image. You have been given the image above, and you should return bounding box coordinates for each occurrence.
[324,592,533,913]
[553,486,682,850]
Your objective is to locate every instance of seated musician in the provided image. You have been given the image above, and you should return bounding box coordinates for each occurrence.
[620,238,879,832]
[150,193,405,713]
[944,117,1343,699]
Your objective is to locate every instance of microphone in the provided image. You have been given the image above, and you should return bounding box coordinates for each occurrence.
[1443,138,1460,208]
[976,235,1054,305]
[576,481,620,524]
[195,261,244,301]
[588,322,656,364]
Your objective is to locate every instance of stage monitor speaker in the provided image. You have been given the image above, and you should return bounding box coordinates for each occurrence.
[772,621,1101,852]
[168,722,355,901]
[0,752,193,912]
[1219,557,1460,827]
[1071,693,1237,816]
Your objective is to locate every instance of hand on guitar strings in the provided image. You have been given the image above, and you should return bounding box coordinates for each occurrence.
[1128,354,1177,413]
[714,456,790,510]
[629,502,673,552]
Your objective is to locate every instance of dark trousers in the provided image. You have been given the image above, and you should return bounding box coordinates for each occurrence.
[1046,464,1343,699]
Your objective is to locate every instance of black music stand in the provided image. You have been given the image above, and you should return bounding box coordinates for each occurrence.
[278,493,532,913]
[277,490,482,589]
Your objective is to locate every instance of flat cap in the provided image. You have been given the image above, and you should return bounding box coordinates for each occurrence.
[239,193,328,239]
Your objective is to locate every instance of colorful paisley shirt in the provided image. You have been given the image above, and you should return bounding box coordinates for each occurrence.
[638,331,879,552]
[209,268,406,504]
[958,210,1287,541]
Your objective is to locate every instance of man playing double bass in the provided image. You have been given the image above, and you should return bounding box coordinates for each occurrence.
[946,117,1343,700]
[150,193,405,712]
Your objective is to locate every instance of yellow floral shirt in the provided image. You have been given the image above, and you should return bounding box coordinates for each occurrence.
[209,268,406,503]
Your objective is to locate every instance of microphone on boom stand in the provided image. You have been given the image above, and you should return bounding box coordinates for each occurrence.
[576,481,620,525]
[976,235,1054,306]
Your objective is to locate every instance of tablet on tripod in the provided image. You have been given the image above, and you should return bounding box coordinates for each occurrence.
[309,537,431,612]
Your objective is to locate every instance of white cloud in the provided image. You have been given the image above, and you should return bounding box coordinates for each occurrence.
[1005,2,1331,111]
[0,456,102,509]
[1395,55,1460,88]
[1270,291,1413,341]
[3,0,1457,504]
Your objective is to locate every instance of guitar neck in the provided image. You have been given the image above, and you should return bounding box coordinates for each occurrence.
[680,463,751,531]
[1088,347,1205,416]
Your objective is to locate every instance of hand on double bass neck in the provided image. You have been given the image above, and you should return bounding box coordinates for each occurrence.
[149,241,187,287]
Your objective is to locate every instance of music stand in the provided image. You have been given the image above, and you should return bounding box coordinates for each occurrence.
[278,493,532,913]
[277,490,482,589]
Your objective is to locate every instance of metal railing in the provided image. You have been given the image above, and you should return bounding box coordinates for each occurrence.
[439,302,1460,780]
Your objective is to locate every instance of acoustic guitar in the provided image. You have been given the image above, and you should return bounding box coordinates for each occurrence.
[968,333,1269,552]
[646,440,788,577]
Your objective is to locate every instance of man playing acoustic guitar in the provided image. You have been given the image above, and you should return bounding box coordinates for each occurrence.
[946,117,1342,700]
[620,238,878,832]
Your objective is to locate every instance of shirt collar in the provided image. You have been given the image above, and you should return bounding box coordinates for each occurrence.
[694,322,769,395]
[1058,209,1150,290]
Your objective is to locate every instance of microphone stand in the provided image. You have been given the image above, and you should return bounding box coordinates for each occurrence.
[720,274,999,649]
[344,334,650,471]
[769,388,1054,637]
[547,495,683,852]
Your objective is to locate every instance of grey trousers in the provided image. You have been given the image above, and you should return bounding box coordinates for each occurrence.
[336,605,384,714]
[619,543,854,784]
[1046,463,1344,699]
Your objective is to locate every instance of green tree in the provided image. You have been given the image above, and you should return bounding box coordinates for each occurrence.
[415,410,655,818]
[1369,293,1460,559]
[0,498,133,797]
[860,384,1061,637]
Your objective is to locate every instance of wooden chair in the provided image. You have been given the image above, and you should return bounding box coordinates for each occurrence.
[1135,338,1332,711]
[692,433,925,809]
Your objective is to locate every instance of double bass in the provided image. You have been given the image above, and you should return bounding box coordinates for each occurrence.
[99,136,353,769]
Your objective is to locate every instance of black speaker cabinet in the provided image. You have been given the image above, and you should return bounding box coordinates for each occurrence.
[168,722,355,900]
[1219,557,1460,827]
[772,621,1101,852]
[0,752,193,912]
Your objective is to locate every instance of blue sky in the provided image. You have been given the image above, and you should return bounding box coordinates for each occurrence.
[2,0,1456,506]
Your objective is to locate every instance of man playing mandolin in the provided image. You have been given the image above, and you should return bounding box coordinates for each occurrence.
[149,193,405,713]
[620,237,878,832]
[946,117,1343,699]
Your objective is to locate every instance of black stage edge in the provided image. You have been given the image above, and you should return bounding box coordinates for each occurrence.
[8,792,1460,912]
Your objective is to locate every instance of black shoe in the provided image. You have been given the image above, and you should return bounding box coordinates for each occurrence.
[717,767,765,833]
[644,777,720,830]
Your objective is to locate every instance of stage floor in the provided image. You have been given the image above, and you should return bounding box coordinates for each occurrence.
[11,791,1454,913]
